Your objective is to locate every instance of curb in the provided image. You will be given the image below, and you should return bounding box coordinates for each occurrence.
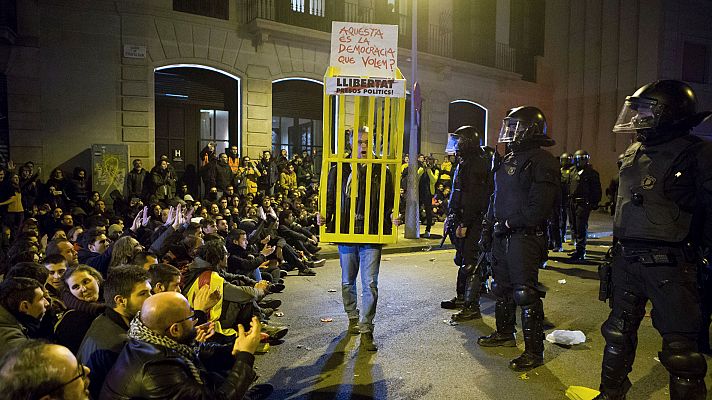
[319,243,455,260]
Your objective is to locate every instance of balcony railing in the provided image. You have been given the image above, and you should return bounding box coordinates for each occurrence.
[344,3,373,24]
[239,0,533,79]
[427,24,452,58]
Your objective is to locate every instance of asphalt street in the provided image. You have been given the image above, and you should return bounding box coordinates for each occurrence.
[252,239,712,399]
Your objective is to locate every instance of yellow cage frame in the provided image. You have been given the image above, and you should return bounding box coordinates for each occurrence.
[319,67,406,244]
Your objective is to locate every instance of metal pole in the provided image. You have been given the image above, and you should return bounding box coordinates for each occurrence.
[404,0,419,239]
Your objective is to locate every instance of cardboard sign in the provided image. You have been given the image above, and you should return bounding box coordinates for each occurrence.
[325,76,406,97]
[330,22,398,78]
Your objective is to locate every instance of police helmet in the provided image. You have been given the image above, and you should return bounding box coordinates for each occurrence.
[573,150,590,168]
[498,106,554,148]
[560,152,573,168]
[446,125,482,155]
[612,80,712,142]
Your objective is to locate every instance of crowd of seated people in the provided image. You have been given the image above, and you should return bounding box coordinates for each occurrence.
[0,147,326,399]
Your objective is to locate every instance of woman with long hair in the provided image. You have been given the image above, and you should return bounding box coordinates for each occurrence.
[108,236,143,270]
[56,265,105,353]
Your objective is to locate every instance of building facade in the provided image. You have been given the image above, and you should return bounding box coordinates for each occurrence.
[0,0,711,188]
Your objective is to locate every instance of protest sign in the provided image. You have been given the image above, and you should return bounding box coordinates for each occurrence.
[325,76,406,97]
[330,21,398,78]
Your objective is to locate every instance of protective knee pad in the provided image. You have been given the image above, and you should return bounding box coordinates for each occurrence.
[659,338,708,379]
[513,285,540,307]
[600,317,626,346]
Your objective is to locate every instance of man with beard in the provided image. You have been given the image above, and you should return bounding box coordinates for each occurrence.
[440,126,494,321]
[126,159,147,201]
[0,277,50,358]
[77,266,152,399]
[101,292,272,400]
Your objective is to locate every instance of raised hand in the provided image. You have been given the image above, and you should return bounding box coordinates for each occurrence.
[232,316,262,356]
[195,322,216,343]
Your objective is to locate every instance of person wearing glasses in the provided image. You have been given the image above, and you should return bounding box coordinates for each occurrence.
[101,291,272,399]
[0,340,91,400]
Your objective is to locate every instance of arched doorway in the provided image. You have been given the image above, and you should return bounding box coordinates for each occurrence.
[271,78,323,169]
[154,64,241,195]
[448,100,488,145]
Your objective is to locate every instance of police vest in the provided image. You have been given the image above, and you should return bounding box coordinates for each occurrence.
[613,135,700,243]
[493,151,537,224]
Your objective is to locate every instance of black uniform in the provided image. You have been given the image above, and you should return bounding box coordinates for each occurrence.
[446,148,493,320]
[596,80,710,400]
[477,106,558,372]
[568,159,601,258]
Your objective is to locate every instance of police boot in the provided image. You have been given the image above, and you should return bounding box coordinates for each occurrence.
[441,266,467,309]
[509,299,544,371]
[660,343,708,400]
[478,299,516,347]
[452,265,482,321]
[592,392,625,400]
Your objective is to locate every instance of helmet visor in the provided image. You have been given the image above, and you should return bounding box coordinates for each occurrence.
[445,133,459,155]
[498,118,528,143]
[612,97,662,134]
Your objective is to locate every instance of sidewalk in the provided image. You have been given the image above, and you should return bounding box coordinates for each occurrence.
[317,210,614,259]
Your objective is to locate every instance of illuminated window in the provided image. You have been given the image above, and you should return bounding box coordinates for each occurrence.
[291,0,325,16]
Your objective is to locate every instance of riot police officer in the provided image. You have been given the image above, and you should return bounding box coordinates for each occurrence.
[439,126,493,321]
[477,106,559,371]
[595,80,711,399]
[568,150,601,260]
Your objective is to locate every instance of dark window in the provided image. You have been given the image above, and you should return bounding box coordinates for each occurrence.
[173,0,229,20]
[682,41,708,84]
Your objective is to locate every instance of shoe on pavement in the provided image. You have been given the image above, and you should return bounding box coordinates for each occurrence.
[509,351,544,371]
[261,323,288,341]
[279,270,289,278]
[477,331,517,347]
[311,258,326,268]
[451,307,482,321]
[298,268,316,276]
[360,332,378,351]
[261,308,274,318]
[244,383,274,400]
[441,296,464,309]
[267,283,285,293]
[552,246,564,252]
[259,299,282,309]
[569,251,586,261]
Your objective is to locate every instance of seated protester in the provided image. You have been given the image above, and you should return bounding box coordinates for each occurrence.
[200,217,218,236]
[215,215,229,239]
[77,228,113,277]
[108,236,144,271]
[226,229,281,283]
[77,265,152,399]
[43,253,69,298]
[0,340,91,400]
[5,263,59,340]
[148,263,183,294]
[278,210,324,266]
[247,214,317,276]
[163,234,203,270]
[100,292,272,400]
[182,239,285,341]
[132,251,158,271]
[149,263,222,325]
[45,238,79,267]
[56,265,106,354]
[0,277,49,358]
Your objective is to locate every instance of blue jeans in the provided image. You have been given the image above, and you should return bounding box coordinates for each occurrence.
[338,244,382,333]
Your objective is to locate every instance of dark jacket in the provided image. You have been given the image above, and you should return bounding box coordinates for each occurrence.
[150,166,176,201]
[126,168,148,199]
[77,308,129,400]
[257,159,278,190]
[100,338,256,400]
[215,161,234,191]
[325,163,394,235]
[0,305,29,359]
[226,242,266,276]
[77,247,113,277]
[569,165,602,207]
